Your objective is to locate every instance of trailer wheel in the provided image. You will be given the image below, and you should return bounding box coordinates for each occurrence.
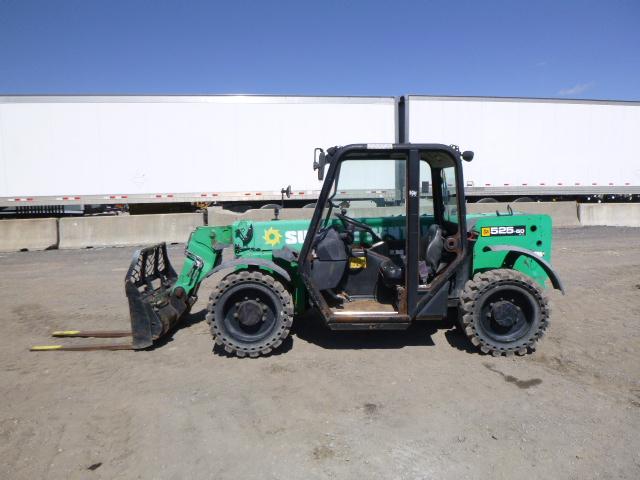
[206,270,293,358]
[513,197,534,203]
[458,269,549,356]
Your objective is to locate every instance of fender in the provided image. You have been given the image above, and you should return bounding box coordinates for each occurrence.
[205,258,292,283]
[485,245,565,294]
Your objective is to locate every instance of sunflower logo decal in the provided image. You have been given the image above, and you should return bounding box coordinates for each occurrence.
[263,227,282,247]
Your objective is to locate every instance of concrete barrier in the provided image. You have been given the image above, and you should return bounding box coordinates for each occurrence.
[0,218,58,252]
[59,213,204,249]
[578,203,640,227]
[208,203,581,227]
[207,206,410,226]
[5,202,637,252]
[208,207,314,226]
[467,201,580,227]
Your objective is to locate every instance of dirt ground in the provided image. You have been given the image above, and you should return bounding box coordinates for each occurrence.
[1,227,639,479]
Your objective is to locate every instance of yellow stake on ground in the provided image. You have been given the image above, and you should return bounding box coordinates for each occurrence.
[30,345,62,351]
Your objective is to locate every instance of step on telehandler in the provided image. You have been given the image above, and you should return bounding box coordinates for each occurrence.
[32,143,564,356]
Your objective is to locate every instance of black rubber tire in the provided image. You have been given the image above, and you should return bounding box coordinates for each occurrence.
[206,270,293,358]
[458,269,550,357]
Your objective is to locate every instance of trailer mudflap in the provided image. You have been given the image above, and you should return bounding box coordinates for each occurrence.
[125,243,189,349]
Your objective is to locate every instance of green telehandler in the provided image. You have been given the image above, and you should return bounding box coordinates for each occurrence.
[33,143,564,356]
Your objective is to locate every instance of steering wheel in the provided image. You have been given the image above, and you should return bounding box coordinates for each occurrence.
[335,211,383,244]
[328,199,384,244]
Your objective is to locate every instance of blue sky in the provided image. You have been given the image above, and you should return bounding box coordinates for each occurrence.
[0,0,638,99]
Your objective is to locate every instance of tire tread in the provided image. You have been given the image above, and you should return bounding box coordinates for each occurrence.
[458,269,550,357]
[205,270,293,358]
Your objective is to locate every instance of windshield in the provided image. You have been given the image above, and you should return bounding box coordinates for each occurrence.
[324,156,407,222]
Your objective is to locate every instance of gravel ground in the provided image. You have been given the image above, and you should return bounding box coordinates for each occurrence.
[1,226,639,479]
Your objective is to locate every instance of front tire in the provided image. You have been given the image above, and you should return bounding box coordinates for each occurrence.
[458,269,550,356]
[206,271,293,358]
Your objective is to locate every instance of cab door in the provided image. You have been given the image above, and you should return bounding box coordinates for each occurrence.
[299,146,411,326]
[411,148,468,319]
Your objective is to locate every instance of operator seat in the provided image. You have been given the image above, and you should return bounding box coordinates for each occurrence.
[310,227,349,290]
[379,223,445,287]
[422,224,444,275]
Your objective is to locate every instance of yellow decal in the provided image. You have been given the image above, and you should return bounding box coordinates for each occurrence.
[481,227,491,237]
[349,257,367,269]
[263,227,282,247]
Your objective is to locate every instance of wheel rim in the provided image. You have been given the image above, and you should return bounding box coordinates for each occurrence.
[477,285,539,343]
[218,283,280,343]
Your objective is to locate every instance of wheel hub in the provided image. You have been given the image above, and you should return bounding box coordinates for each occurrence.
[235,299,265,327]
[490,300,521,328]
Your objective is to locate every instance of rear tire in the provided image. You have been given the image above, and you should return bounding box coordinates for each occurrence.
[458,269,549,356]
[206,271,293,358]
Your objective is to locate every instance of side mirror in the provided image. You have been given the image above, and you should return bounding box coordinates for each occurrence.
[462,151,474,162]
[279,185,291,210]
[313,148,326,180]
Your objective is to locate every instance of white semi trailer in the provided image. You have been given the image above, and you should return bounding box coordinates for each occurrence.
[1,94,638,215]
[405,95,640,202]
[0,95,396,214]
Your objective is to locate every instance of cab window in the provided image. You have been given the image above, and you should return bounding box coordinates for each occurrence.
[441,165,458,224]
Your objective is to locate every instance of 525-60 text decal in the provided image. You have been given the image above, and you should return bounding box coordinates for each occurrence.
[481,225,527,237]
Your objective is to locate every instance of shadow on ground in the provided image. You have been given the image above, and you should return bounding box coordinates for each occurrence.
[148,308,209,350]
[154,307,479,356]
[293,309,452,351]
[443,327,477,354]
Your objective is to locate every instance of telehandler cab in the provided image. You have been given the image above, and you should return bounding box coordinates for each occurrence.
[33,143,564,356]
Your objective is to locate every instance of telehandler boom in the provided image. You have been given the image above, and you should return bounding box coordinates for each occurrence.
[33,143,564,356]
